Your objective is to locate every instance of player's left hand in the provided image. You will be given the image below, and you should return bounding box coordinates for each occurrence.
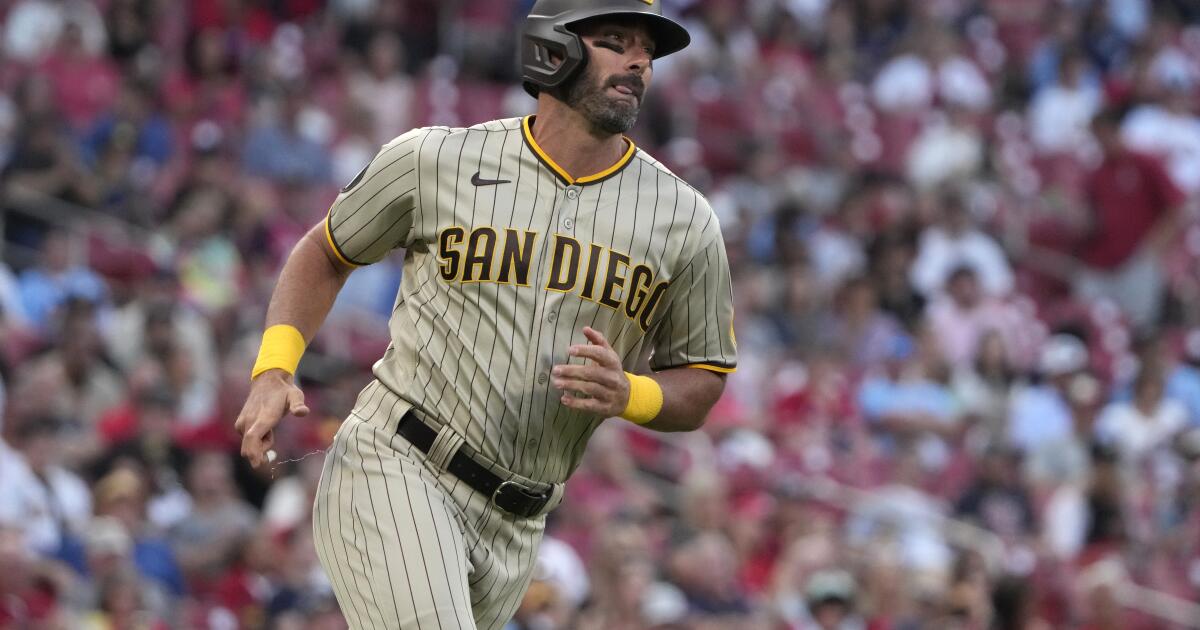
[552,326,630,417]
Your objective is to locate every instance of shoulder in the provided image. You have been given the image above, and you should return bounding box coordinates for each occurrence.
[387,118,523,146]
[633,149,722,242]
[388,118,523,163]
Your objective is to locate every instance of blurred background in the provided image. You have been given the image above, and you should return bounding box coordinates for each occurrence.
[3,0,1200,628]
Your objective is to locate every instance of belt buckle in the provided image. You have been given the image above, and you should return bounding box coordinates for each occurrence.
[492,480,548,518]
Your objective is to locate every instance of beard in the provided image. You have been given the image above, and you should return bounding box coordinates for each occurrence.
[560,64,644,136]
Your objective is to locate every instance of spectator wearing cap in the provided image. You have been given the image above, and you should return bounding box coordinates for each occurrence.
[800,569,862,630]
[1008,334,1091,454]
[1074,107,1186,332]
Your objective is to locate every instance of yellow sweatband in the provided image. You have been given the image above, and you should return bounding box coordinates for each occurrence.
[620,372,663,425]
[251,324,307,380]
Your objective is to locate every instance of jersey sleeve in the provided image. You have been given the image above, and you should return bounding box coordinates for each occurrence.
[325,129,424,266]
[648,232,738,374]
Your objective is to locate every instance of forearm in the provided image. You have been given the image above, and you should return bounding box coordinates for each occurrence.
[639,367,726,433]
[264,223,355,343]
[1142,205,1186,253]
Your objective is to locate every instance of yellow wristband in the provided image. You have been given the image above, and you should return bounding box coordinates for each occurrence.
[251,324,307,380]
[620,372,663,425]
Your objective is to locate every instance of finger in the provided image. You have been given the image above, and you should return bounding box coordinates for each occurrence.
[241,419,272,465]
[241,434,263,467]
[581,326,611,349]
[287,388,310,417]
[559,394,612,415]
[551,377,608,399]
[568,344,620,368]
[552,363,619,385]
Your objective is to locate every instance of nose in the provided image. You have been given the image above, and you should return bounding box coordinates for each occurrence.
[627,48,651,75]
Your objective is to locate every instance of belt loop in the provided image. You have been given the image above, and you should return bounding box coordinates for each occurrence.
[532,482,566,518]
[426,425,465,473]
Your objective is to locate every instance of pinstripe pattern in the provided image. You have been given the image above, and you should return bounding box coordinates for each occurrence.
[317,116,735,626]
[314,383,547,629]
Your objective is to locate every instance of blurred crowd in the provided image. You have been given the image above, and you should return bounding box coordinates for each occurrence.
[3,0,1200,628]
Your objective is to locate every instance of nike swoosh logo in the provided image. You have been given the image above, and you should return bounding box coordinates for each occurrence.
[471,171,511,187]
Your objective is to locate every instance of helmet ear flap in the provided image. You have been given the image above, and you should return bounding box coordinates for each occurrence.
[521,19,587,97]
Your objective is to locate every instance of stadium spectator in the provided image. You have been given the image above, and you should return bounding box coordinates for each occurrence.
[1095,366,1187,466]
[1075,107,1186,332]
[1009,334,1090,454]
[0,416,91,559]
[2,2,1200,627]
[910,189,1014,298]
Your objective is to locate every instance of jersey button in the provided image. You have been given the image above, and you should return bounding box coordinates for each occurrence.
[566,188,579,200]
[562,218,574,230]
[546,311,557,323]
[537,373,548,385]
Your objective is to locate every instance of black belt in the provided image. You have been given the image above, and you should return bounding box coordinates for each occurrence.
[395,411,551,519]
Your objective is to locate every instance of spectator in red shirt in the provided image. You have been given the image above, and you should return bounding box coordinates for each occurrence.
[1075,107,1187,332]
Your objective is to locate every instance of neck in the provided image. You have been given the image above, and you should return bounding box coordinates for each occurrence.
[532,97,629,181]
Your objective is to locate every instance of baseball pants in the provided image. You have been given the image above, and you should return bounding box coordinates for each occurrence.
[313,381,564,629]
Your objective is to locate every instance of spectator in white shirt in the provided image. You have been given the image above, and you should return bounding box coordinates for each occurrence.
[0,417,92,556]
[1122,79,1200,194]
[1028,48,1102,155]
[911,190,1014,298]
[1095,367,1187,465]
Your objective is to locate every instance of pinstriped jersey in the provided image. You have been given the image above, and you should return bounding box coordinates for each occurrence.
[325,115,736,483]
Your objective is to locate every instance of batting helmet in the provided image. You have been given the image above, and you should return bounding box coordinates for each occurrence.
[520,0,691,97]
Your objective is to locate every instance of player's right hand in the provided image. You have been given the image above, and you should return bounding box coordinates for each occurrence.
[235,369,309,468]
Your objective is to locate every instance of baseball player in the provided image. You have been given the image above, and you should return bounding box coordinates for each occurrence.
[234,0,736,627]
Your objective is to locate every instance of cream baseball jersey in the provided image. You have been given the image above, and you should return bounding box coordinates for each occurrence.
[324,116,736,483]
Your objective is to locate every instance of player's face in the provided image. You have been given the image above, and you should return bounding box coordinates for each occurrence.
[565,20,656,135]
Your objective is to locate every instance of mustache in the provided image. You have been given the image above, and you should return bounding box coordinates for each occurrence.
[606,74,645,99]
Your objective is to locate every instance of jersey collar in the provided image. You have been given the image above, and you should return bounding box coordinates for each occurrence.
[521,115,637,186]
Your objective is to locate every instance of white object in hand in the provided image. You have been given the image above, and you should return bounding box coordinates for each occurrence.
[267,449,277,463]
